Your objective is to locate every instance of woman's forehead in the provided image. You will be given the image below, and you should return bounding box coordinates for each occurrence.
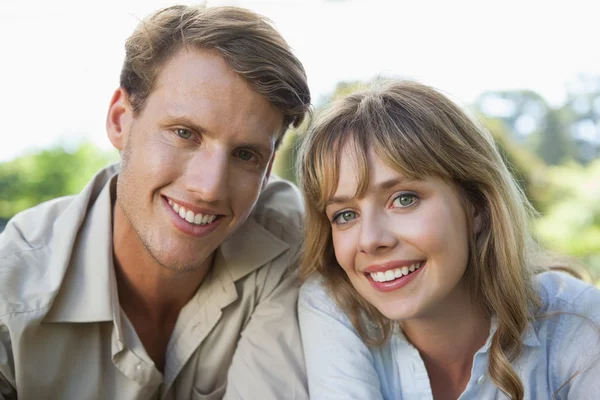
[334,147,418,192]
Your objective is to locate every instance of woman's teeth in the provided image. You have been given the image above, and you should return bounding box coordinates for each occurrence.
[168,199,217,225]
[369,262,423,282]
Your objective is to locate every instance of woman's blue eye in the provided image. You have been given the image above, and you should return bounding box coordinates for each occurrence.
[333,210,357,224]
[393,194,417,208]
[176,129,192,140]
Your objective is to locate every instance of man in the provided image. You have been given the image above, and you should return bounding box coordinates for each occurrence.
[0,5,311,400]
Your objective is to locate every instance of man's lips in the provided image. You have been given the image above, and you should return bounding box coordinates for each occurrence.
[162,195,224,226]
[162,196,223,237]
[162,195,222,216]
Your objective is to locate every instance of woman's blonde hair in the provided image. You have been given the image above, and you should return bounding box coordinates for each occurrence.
[298,80,549,399]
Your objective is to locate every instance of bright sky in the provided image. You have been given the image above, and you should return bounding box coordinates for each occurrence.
[1,0,598,162]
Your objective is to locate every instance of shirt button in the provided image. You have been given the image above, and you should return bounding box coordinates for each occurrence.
[137,363,142,371]
[477,375,484,384]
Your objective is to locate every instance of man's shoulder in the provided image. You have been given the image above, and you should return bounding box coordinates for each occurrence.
[299,275,345,317]
[251,175,304,244]
[0,164,118,259]
[0,195,76,256]
[0,164,118,316]
[217,176,303,283]
[0,196,76,316]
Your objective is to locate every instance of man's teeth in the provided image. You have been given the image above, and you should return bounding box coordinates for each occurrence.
[168,199,217,225]
[370,262,423,282]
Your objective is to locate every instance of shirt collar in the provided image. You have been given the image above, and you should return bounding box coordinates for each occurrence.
[393,313,541,351]
[43,165,290,323]
[478,315,541,352]
[216,214,289,283]
[44,165,119,323]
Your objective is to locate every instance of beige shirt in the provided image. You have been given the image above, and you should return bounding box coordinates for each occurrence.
[0,165,308,400]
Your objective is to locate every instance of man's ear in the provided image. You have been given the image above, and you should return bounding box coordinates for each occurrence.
[106,88,133,151]
[262,153,276,191]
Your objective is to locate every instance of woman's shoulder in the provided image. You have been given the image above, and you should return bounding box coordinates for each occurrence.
[299,275,348,317]
[535,270,600,317]
[298,274,368,341]
[533,273,600,394]
[299,274,332,305]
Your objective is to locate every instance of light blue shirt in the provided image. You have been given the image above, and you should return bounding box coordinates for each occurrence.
[298,271,600,399]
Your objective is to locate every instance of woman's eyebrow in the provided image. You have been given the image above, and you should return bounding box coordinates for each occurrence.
[325,177,419,207]
[325,195,352,207]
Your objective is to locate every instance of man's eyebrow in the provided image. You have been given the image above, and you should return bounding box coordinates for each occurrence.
[325,177,418,207]
[162,113,207,134]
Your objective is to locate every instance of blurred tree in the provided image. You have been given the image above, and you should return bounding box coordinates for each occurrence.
[534,160,600,282]
[274,79,370,185]
[476,114,549,212]
[561,74,600,164]
[474,90,575,165]
[273,126,303,184]
[0,142,118,219]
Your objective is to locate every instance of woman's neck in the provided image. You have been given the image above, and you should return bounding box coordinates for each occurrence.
[400,285,490,399]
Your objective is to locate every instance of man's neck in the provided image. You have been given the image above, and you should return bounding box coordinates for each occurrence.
[111,199,213,372]
[113,253,211,323]
[400,285,490,399]
[111,200,211,321]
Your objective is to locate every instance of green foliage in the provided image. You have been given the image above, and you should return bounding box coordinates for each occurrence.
[474,90,577,165]
[560,74,600,164]
[478,115,550,212]
[0,142,118,219]
[273,126,305,185]
[531,108,574,165]
[534,160,600,281]
[274,79,380,186]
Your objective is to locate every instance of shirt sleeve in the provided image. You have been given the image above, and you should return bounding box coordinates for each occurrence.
[552,285,600,398]
[223,250,308,400]
[298,278,384,400]
[0,320,16,399]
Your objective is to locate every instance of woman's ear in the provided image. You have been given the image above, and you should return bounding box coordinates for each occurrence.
[106,88,133,151]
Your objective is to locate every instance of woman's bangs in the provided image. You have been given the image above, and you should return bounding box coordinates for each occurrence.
[309,129,367,211]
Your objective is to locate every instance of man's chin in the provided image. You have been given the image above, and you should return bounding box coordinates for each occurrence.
[152,249,213,272]
[151,256,206,273]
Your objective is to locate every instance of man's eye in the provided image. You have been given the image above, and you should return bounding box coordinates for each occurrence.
[392,194,417,208]
[176,129,193,140]
[236,150,255,162]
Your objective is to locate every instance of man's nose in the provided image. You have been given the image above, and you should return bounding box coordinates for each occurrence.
[184,149,229,203]
[357,211,398,255]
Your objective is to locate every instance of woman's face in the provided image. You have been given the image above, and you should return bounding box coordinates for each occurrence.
[325,147,473,322]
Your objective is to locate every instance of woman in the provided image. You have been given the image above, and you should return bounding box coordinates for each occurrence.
[297,81,600,399]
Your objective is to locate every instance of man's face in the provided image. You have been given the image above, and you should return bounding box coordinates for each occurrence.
[107,48,283,272]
